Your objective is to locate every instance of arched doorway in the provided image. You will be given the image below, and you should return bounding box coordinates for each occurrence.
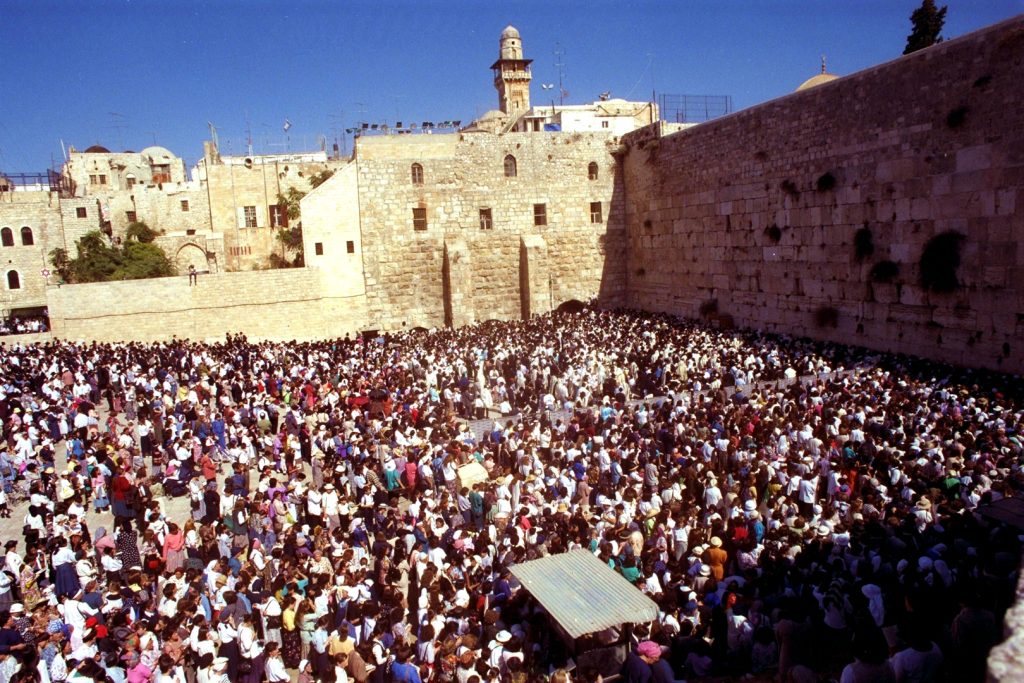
[175,243,209,274]
[555,299,587,314]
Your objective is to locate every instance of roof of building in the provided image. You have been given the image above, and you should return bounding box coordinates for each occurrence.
[796,56,840,91]
[501,25,521,39]
[141,145,176,162]
[796,73,840,91]
[509,549,659,639]
[83,145,111,154]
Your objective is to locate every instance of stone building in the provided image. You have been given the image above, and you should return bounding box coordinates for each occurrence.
[193,142,345,271]
[0,189,65,315]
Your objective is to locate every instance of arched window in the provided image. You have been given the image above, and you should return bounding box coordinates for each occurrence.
[0,228,12,247]
[503,154,517,178]
[588,162,599,180]
[6,271,20,290]
[20,226,33,246]
[411,163,424,185]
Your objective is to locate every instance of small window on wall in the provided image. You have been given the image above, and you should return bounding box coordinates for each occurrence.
[126,211,137,223]
[76,207,87,218]
[504,154,517,178]
[601,121,609,129]
[590,202,603,224]
[243,206,258,228]
[412,207,428,231]
[411,163,424,185]
[6,271,20,290]
[314,242,324,256]
[0,228,12,247]
[533,203,547,227]
[270,204,288,228]
[20,227,33,246]
[181,200,190,212]
[588,162,599,180]
[346,241,355,254]
[479,208,493,230]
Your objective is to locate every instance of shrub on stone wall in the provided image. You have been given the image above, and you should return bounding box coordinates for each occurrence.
[698,299,718,318]
[854,226,874,261]
[816,172,837,191]
[814,306,840,328]
[764,224,782,243]
[919,231,965,292]
[869,260,900,283]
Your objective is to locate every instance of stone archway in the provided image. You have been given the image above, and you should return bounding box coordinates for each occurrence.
[175,243,209,274]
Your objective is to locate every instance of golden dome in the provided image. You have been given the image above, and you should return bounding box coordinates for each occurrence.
[796,55,839,91]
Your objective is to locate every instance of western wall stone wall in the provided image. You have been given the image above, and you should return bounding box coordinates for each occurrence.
[46,269,367,343]
[350,131,626,331]
[621,17,1024,374]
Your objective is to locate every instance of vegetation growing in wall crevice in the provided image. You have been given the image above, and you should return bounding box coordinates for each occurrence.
[698,299,718,318]
[764,224,782,244]
[816,172,837,192]
[814,306,839,329]
[869,260,900,283]
[780,179,800,198]
[972,74,992,88]
[919,231,965,292]
[854,225,874,261]
[946,105,968,129]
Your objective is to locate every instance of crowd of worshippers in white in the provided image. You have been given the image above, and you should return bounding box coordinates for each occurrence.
[0,309,1018,683]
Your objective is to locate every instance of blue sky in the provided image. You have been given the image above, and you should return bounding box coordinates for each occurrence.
[1,0,1021,171]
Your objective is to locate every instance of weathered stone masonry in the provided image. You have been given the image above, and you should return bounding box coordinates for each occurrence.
[621,17,1024,374]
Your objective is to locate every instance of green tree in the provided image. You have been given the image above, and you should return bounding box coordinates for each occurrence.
[309,168,335,188]
[50,230,175,283]
[125,220,157,243]
[904,0,947,54]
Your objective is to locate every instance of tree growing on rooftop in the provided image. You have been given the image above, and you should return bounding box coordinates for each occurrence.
[49,227,174,283]
[904,0,947,54]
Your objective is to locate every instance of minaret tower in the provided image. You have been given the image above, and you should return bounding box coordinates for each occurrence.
[491,25,532,114]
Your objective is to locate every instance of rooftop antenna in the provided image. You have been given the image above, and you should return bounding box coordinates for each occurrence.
[108,112,128,149]
[245,110,254,156]
[59,138,68,162]
[553,43,566,105]
[207,122,219,152]
[821,54,827,73]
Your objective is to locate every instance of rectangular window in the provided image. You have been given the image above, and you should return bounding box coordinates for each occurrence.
[89,175,98,185]
[243,205,257,228]
[270,204,288,228]
[126,177,136,188]
[99,175,107,185]
[533,203,547,227]
[590,201,603,224]
[346,240,355,254]
[180,200,190,212]
[479,208,493,230]
[126,211,137,223]
[315,242,324,256]
[76,207,87,218]
[412,207,427,231]
[601,121,609,129]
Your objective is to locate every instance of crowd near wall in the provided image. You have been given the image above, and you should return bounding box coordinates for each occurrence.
[621,17,1024,374]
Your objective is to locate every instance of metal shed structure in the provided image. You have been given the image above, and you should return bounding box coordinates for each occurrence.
[509,549,659,639]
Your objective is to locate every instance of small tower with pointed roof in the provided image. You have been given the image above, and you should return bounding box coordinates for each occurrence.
[491,25,532,114]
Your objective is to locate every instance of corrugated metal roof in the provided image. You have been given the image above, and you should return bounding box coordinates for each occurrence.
[509,549,659,639]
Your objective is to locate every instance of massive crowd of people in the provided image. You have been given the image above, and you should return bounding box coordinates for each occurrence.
[0,308,1019,683]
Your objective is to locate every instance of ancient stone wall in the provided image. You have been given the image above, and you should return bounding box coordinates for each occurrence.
[46,269,367,343]
[622,17,1024,374]
[349,131,625,331]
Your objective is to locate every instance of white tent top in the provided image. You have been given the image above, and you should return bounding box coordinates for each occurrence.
[509,549,659,639]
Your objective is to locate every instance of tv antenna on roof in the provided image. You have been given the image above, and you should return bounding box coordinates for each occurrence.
[553,43,566,105]
[207,122,220,152]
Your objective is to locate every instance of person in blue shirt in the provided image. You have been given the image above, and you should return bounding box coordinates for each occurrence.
[390,646,422,683]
